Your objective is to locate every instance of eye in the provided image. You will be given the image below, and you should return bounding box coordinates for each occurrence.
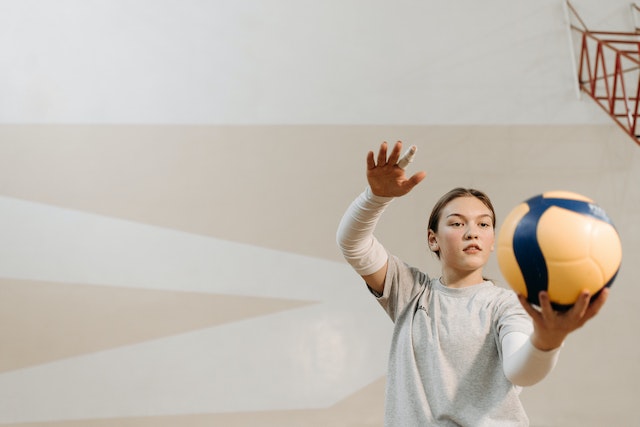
[450,222,463,227]
[479,222,493,228]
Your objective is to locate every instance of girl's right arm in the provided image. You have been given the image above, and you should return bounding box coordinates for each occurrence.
[336,186,392,294]
[336,141,426,294]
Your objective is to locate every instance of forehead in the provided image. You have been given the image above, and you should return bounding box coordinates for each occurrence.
[441,196,493,219]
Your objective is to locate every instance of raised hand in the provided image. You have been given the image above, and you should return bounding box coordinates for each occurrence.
[367,141,427,198]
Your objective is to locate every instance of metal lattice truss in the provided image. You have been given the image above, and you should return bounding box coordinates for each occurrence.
[565,1,640,146]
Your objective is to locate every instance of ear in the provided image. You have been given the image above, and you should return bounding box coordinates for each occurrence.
[427,229,439,251]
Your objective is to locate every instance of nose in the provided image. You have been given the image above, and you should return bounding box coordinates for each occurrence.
[464,226,478,239]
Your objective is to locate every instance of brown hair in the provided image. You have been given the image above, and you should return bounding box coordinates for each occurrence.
[428,187,496,259]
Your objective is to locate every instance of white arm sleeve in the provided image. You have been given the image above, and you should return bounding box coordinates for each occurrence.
[336,187,393,276]
[502,332,562,387]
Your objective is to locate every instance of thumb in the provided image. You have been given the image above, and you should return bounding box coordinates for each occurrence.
[405,171,427,190]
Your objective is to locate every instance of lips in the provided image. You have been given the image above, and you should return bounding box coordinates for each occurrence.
[464,244,481,253]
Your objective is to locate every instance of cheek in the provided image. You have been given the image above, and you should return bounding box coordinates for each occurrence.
[439,234,461,251]
[485,232,496,251]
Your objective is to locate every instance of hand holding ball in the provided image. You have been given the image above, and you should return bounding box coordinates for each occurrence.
[497,191,622,310]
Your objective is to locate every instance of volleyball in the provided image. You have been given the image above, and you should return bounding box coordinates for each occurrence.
[497,191,622,310]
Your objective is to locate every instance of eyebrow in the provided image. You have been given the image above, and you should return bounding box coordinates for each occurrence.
[446,213,492,219]
[446,213,494,222]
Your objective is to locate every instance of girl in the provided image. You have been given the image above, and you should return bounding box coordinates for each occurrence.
[336,141,608,426]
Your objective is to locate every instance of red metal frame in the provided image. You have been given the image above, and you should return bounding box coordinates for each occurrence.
[567,2,640,146]
[578,31,640,144]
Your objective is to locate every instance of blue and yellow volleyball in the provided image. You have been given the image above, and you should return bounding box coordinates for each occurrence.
[497,191,622,310]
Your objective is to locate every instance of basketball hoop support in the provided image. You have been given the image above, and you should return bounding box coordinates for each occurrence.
[565,1,640,146]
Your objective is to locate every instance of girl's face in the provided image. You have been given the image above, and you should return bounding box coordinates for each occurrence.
[428,196,495,279]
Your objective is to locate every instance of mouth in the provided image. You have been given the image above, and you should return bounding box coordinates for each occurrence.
[463,244,481,253]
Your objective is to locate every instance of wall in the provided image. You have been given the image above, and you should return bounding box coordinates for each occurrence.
[0,1,638,426]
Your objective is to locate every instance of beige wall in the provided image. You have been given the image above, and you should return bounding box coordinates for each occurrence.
[0,124,638,426]
[1,0,639,425]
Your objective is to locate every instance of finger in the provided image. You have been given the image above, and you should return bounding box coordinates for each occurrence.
[376,141,388,166]
[397,171,427,196]
[387,141,403,166]
[397,145,417,169]
[366,150,376,170]
[584,287,609,320]
[518,293,542,321]
[538,291,555,318]
[405,171,427,189]
[568,290,591,320]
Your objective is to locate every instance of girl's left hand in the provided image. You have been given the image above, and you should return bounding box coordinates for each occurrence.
[518,288,609,351]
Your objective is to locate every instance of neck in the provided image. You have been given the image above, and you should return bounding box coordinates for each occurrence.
[440,269,485,288]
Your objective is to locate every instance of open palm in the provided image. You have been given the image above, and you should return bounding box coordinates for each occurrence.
[367,141,426,198]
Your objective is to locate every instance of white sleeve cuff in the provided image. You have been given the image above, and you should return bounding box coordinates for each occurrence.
[502,331,562,387]
[336,187,392,276]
